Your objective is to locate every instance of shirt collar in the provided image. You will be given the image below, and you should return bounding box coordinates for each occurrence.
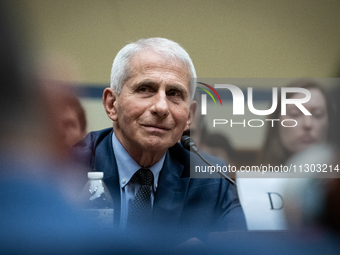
[111,132,165,189]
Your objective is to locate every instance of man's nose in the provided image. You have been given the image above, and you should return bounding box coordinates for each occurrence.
[151,91,169,118]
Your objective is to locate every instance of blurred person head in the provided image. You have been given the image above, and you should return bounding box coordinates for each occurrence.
[260,80,332,166]
[283,144,340,236]
[59,93,87,147]
[103,38,197,166]
[45,85,87,148]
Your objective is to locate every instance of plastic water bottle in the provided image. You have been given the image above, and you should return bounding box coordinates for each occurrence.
[81,172,114,227]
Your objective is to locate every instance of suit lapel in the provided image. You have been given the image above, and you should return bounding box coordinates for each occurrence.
[153,147,191,226]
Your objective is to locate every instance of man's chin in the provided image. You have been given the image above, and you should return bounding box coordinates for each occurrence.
[142,137,176,151]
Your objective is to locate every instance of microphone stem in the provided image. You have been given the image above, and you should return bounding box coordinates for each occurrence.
[195,151,236,186]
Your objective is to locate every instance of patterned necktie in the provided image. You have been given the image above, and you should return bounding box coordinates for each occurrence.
[129,168,154,226]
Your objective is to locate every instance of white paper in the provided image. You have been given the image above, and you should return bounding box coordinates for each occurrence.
[236,171,289,230]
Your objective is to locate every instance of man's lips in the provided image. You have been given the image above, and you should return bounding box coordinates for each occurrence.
[141,124,171,131]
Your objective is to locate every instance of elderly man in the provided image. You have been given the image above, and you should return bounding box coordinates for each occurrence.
[73,38,246,239]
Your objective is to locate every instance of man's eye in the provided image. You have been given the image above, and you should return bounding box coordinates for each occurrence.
[138,86,151,93]
[167,90,182,97]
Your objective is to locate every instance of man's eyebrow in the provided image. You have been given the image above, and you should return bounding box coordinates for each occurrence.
[134,80,158,87]
[134,80,187,89]
[167,84,186,91]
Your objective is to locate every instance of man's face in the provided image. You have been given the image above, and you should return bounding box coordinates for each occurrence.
[111,50,192,154]
[279,88,329,155]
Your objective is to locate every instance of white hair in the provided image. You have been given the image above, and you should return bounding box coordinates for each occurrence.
[110,37,197,100]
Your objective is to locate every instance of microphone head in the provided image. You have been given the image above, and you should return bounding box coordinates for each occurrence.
[180,135,194,151]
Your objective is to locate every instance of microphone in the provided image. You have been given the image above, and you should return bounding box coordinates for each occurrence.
[181,136,236,186]
[180,135,199,153]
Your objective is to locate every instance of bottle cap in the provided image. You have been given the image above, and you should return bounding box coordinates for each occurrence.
[88,172,104,179]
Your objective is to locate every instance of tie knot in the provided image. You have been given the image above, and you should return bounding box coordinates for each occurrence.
[136,168,154,186]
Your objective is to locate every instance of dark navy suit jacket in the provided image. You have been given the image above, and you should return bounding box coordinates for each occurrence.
[73,128,246,240]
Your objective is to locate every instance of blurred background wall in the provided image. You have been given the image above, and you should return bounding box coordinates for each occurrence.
[12,0,340,149]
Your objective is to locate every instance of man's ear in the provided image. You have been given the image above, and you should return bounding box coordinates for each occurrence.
[103,88,118,121]
[184,100,197,131]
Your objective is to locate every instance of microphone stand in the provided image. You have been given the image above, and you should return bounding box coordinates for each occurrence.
[193,150,236,186]
[181,136,236,186]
